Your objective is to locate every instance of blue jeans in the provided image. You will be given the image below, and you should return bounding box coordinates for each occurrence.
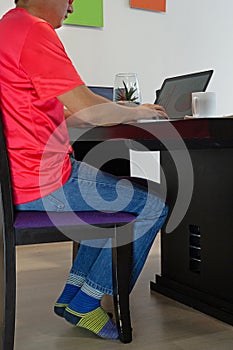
[16,157,168,295]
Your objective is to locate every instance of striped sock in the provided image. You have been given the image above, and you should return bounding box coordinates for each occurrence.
[64,284,118,339]
[54,273,85,318]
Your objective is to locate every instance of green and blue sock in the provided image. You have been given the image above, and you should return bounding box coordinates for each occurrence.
[54,273,85,317]
[64,284,118,339]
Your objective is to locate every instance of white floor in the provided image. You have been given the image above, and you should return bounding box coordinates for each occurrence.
[15,234,233,350]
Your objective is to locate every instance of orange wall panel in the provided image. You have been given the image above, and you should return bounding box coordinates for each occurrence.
[130,0,166,12]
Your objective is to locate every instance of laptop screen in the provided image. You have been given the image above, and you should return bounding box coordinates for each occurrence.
[155,70,214,118]
[88,86,113,101]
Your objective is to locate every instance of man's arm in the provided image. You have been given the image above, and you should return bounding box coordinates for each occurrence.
[58,85,167,127]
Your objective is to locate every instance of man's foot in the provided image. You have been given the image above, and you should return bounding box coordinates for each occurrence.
[64,306,119,339]
[54,284,81,318]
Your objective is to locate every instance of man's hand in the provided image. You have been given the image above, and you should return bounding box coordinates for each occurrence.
[141,103,168,119]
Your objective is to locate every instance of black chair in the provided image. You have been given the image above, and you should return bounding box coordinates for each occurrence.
[0,111,135,349]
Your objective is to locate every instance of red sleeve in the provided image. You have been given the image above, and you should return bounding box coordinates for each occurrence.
[20,21,84,100]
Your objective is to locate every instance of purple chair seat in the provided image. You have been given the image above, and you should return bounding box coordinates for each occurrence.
[14,211,135,229]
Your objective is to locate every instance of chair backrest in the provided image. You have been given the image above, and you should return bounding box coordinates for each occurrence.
[0,109,73,246]
[0,110,15,236]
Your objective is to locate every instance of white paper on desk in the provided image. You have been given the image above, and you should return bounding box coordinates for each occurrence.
[129,150,160,183]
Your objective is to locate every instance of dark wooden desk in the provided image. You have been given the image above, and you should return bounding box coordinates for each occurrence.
[70,118,233,326]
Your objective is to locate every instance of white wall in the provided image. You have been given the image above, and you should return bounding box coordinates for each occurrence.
[2,0,233,114]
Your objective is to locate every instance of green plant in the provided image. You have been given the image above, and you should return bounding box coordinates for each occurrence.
[116,81,138,102]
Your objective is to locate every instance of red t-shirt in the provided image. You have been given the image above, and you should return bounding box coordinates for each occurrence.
[0,8,84,204]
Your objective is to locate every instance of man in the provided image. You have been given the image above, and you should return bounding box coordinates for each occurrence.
[0,0,168,340]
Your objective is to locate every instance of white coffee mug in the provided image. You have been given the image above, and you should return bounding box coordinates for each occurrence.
[192,92,217,117]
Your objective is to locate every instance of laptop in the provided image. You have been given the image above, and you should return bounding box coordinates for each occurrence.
[154,70,214,120]
[88,72,214,122]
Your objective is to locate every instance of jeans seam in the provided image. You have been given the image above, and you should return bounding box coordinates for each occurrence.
[47,194,65,211]
[71,175,135,190]
[70,269,87,279]
[85,278,113,295]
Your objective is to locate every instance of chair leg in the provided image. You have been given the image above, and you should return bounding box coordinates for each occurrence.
[0,227,4,350]
[112,223,133,343]
[4,267,16,350]
[72,241,79,263]
[0,231,16,350]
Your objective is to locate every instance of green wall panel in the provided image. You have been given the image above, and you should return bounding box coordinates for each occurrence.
[65,0,104,27]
